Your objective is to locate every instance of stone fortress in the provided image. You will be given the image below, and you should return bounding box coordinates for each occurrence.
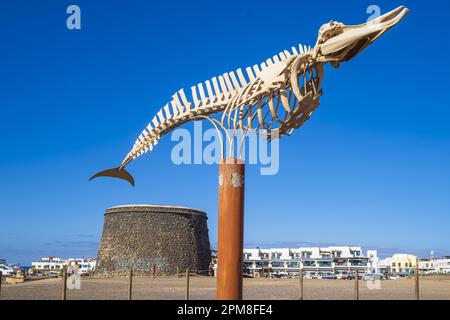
[96,205,211,275]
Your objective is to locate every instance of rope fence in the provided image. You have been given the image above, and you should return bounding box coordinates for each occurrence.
[3,268,449,300]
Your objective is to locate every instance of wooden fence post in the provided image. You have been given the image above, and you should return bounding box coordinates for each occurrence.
[354,270,359,300]
[61,267,67,300]
[128,268,133,300]
[0,271,3,298]
[299,269,304,300]
[185,268,190,300]
[415,270,420,300]
[177,266,179,278]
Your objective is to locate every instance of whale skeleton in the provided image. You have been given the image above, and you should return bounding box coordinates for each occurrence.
[90,6,409,186]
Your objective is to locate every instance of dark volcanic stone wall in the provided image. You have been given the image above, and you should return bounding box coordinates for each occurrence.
[96,205,211,275]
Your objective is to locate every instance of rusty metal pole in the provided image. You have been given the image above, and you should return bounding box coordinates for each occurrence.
[217,158,245,300]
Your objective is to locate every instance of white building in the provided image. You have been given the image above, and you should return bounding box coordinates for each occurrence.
[376,258,393,274]
[31,257,96,274]
[240,246,369,277]
[419,257,450,274]
[31,257,65,271]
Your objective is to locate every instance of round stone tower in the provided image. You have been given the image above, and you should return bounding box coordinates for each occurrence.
[96,205,211,275]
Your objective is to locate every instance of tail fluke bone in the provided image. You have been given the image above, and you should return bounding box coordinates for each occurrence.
[89,167,135,187]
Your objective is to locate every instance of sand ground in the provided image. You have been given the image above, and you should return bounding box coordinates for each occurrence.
[1,276,449,300]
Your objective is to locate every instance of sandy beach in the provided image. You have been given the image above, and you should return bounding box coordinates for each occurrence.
[1,276,449,300]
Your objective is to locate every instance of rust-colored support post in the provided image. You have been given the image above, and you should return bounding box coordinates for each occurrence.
[61,267,67,300]
[354,270,359,300]
[217,158,245,300]
[299,269,304,300]
[415,269,420,300]
[128,268,133,300]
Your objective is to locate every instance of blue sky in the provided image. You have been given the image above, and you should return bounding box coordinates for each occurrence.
[1,0,449,264]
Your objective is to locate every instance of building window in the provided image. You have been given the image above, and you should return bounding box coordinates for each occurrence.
[318,261,332,267]
[271,261,284,268]
[287,262,300,268]
[392,263,396,267]
[256,261,269,268]
[352,251,361,257]
[271,253,281,259]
